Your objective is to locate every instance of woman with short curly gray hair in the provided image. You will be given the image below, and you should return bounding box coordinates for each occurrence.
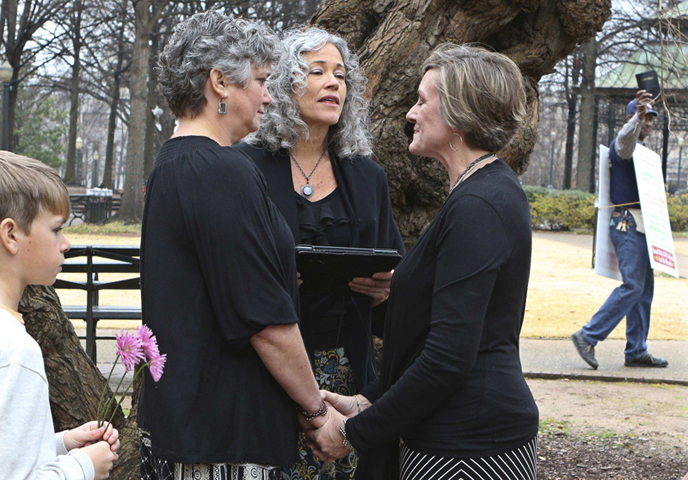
[140,11,334,480]
[237,27,404,480]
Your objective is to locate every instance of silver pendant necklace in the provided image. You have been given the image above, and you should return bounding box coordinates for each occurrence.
[290,149,327,198]
[449,153,496,195]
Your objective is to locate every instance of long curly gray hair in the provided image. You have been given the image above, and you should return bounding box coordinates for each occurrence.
[157,10,281,119]
[249,27,372,158]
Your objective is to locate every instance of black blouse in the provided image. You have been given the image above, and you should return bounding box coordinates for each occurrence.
[138,136,301,466]
[295,189,351,349]
[346,160,539,476]
[295,189,351,247]
[235,142,405,395]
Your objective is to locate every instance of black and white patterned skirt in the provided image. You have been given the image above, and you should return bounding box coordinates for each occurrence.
[399,436,537,480]
[139,430,281,480]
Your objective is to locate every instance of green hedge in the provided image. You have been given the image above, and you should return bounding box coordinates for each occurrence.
[667,194,688,232]
[522,186,688,232]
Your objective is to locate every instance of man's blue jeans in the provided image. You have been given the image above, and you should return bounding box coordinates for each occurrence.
[583,210,654,360]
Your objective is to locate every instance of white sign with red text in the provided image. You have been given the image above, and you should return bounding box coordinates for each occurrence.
[633,144,679,278]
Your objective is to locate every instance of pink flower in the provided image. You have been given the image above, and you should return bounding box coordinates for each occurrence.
[149,353,167,382]
[136,325,160,361]
[115,329,145,371]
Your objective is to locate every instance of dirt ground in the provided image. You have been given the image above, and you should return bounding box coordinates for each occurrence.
[530,379,688,479]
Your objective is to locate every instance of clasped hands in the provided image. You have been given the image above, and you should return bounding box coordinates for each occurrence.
[299,391,371,462]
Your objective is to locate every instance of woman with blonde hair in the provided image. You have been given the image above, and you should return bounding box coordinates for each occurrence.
[307,44,539,480]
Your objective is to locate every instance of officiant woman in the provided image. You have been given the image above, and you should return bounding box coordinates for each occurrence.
[237,27,404,480]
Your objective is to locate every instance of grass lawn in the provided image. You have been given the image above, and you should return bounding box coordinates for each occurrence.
[57,228,688,340]
[523,232,688,340]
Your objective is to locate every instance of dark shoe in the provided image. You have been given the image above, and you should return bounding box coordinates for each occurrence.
[571,329,599,369]
[625,353,668,368]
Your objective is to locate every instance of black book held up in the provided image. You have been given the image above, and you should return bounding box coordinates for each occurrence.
[636,70,661,99]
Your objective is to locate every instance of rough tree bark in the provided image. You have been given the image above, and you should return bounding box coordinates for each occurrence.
[142,26,160,181]
[312,0,611,245]
[116,0,171,223]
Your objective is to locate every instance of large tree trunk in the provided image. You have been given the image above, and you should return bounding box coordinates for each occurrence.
[313,0,610,245]
[576,37,597,193]
[19,286,126,433]
[117,0,150,224]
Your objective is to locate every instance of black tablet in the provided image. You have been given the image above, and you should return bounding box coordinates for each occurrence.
[295,245,402,296]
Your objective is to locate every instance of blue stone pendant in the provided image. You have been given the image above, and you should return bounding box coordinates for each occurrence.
[300,184,314,198]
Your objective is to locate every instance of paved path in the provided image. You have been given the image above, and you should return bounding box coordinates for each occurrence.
[86,332,688,393]
[521,338,688,385]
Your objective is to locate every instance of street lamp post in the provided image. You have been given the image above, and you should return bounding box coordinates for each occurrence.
[0,60,14,151]
[548,130,557,188]
[91,149,100,188]
[678,138,684,190]
[76,137,83,185]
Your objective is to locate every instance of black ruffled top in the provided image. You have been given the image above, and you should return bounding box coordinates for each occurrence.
[294,189,351,247]
[295,189,353,350]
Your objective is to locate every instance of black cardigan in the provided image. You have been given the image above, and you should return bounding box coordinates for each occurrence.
[346,160,539,478]
[235,142,405,397]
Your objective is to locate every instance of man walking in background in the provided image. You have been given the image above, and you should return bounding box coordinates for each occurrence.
[571,90,668,370]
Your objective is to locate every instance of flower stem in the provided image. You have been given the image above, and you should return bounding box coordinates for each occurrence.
[97,355,120,428]
[99,359,130,428]
[106,361,149,427]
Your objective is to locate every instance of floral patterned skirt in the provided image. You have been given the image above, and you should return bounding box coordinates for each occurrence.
[281,347,358,480]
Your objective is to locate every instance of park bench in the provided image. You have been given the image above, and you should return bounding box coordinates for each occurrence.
[55,245,141,363]
[68,195,89,226]
[68,194,115,225]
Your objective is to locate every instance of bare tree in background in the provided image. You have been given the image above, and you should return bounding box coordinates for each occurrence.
[520,0,677,192]
[0,0,70,151]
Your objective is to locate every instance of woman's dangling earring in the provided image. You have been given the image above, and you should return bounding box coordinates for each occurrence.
[218,97,227,115]
[449,132,463,152]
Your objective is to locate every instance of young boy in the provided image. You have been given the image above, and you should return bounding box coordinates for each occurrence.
[0,152,119,480]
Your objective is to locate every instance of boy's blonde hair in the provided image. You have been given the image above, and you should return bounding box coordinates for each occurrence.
[0,152,70,232]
